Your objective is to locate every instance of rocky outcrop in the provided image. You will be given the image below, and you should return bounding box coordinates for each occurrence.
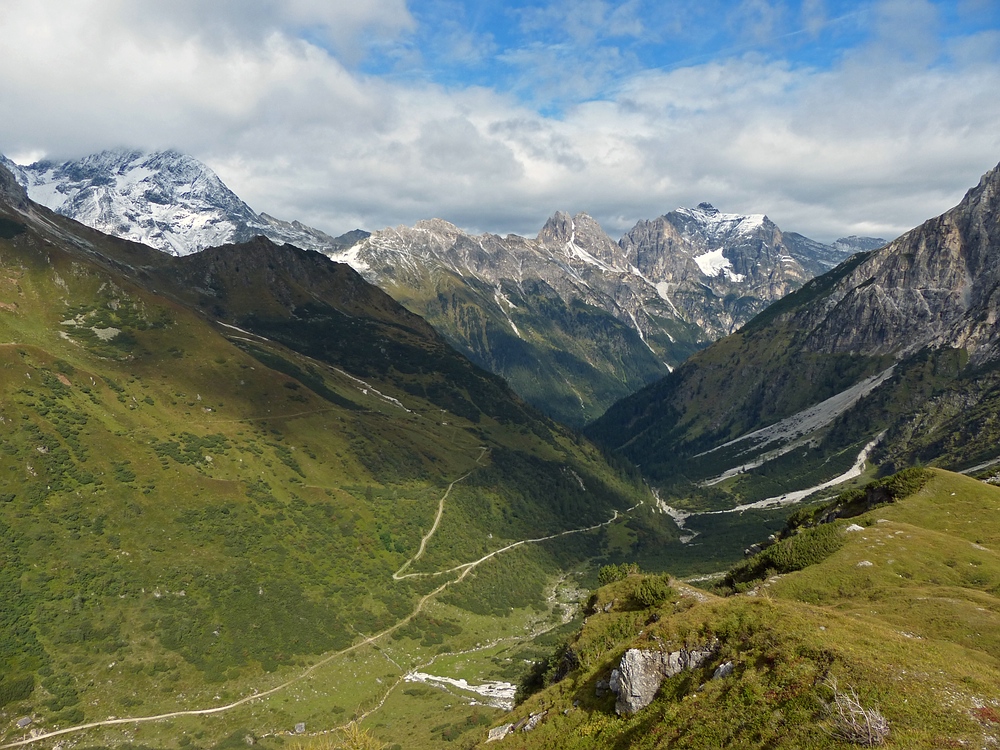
[609,644,718,715]
[336,207,854,424]
[0,160,29,211]
[486,724,513,742]
[793,162,1000,365]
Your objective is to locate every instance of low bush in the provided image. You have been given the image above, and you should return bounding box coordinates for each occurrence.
[633,574,674,608]
[721,523,846,592]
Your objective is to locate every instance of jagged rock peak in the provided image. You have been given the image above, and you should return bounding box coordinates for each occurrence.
[412,218,463,235]
[669,204,768,239]
[536,210,603,244]
[0,158,29,210]
[536,211,625,268]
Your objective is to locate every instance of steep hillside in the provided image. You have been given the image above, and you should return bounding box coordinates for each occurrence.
[589,161,1000,508]
[0,166,672,750]
[481,470,1000,749]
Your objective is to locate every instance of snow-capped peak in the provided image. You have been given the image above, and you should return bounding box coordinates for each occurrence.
[673,203,767,239]
[2,149,365,258]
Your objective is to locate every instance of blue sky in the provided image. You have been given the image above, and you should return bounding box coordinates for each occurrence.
[369,0,998,107]
[0,0,999,241]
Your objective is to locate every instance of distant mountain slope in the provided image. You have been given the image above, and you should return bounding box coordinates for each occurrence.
[2,149,883,426]
[0,162,670,749]
[0,149,366,256]
[336,207,874,425]
[589,160,1000,507]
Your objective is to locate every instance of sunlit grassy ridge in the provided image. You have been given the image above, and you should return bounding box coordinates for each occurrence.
[490,470,1000,749]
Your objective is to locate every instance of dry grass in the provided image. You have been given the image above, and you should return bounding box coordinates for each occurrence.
[826,678,889,747]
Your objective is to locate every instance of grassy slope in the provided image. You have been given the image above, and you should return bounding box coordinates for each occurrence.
[380,266,673,427]
[0,198,670,749]
[484,470,1000,749]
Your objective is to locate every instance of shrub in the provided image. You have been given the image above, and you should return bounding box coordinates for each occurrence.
[598,562,640,586]
[826,678,889,746]
[722,523,846,590]
[633,575,674,608]
[0,675,33,708]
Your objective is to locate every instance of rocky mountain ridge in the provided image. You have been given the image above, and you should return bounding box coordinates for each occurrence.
[334,205,878,424]
[589,160,1000,504]
[3,148,883,425]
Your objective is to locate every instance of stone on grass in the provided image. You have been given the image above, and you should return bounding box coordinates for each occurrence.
[610,645,717,715]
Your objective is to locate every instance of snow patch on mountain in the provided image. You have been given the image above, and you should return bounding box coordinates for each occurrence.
[693,248,745,282]
[676,203,766,241]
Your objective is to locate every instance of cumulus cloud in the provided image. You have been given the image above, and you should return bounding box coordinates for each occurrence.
[0,0,998,243]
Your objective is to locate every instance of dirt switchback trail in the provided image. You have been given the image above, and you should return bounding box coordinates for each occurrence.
[393,446,487,580]
[1,445,638,749]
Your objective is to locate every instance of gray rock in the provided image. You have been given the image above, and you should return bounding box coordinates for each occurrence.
[595,679,610,697]
[294,723,305,734]
[712,661,735,680]
[611,645,718,715]
[522,711,547,732]
[486,724,513,742]
[16,717,32,729]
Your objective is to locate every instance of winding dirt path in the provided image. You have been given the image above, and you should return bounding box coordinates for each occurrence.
[1,448,636,749]
[393,447,488,580]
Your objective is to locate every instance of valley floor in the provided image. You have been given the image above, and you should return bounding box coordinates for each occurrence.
[1,460,645,750]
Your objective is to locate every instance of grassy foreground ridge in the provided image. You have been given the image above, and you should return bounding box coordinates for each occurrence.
[488,470,1000,749]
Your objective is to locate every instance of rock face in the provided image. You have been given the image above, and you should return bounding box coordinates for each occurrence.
[609,645,717,715]
[486,724,514,742]
[334,207,860,424]
[791,163,1000,366]
[0,150,365,256]
[589,160,1000,495]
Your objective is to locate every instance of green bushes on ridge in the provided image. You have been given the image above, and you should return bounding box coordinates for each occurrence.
[718,467,933,593]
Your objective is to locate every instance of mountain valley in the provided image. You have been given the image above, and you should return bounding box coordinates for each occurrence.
[2,149,1000,750]
[0,163,682,750]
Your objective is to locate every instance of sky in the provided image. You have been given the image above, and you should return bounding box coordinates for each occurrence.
[1,0,999,243]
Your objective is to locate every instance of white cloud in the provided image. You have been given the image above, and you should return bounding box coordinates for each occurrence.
[0,0,998,244]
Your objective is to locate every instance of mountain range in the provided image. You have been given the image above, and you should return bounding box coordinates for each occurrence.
[590,160,1000,510]
[2,149,883,426]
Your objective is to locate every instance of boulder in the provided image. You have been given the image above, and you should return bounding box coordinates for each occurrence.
[610,645,718,715]
[712,661,735,680]
[522,711,547,732]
